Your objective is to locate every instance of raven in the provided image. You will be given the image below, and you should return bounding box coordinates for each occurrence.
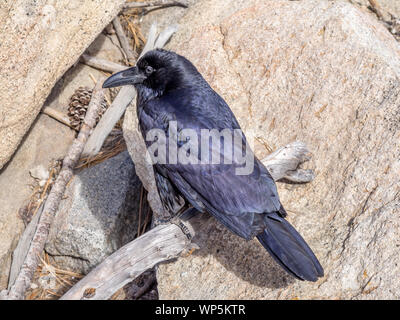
[103,49,324,282]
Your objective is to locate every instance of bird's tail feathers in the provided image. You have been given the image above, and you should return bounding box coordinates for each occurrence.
[256,213,324,282]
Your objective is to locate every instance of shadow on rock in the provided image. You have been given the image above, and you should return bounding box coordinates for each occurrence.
[192,214,295,289]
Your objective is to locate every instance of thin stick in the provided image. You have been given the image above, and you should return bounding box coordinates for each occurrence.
[113,17,136,65]
[80,54,126,73]
[61,141,314,300]
[123,0,188,10]
[2,79,106,300]
[41,107,73,129]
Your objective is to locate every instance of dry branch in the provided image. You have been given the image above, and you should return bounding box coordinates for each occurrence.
[113,17,136,64]
[123,1,188,10]
[60,221,195,300]
[80,54,126,73]
[7,204,44,290]
[1,79,106,300]
[41,106,73,129]
[61,141,314,300]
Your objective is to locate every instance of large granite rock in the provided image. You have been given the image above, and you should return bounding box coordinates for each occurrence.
[0,0,125,170]
[124,0,400,299]
[45,151,142,274]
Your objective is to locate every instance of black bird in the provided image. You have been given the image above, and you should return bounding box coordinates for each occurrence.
[103,49,324,281]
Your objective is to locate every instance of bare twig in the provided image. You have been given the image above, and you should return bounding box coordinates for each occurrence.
[61,141,314,300]
[41,107,73,129]
[2,79,106,300]
[80,54,126,73]
[123,0,188,10]
[113,17,136,65]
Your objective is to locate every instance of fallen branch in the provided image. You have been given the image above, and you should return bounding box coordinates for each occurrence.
[123,0,188,10]
[261,141,314,183]
[7,204,44,291]
[41,106,73,129]
[60,221,194,300]
[113,16,136,65]
[1,79,106,300]
[80,54,126,73]
[82,23,178,157]
[61,141,314,300]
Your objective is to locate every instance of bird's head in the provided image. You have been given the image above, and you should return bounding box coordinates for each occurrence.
[103,49,201,95]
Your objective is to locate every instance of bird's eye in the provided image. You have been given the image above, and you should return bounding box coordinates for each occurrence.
[145,66,154,75]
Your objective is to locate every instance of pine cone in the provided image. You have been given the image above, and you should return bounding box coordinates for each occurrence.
[68,87,108,131]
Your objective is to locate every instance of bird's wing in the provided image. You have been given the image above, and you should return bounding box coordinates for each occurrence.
[139,87,283,239]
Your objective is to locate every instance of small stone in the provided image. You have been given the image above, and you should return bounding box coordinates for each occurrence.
[29,165,49,181]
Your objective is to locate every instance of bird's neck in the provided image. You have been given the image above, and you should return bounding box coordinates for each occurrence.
[135,84,162,105]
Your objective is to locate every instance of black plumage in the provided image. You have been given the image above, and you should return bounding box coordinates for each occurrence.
[103,49,324,282]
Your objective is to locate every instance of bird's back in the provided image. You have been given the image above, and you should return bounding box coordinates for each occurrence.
[138,83,284,238]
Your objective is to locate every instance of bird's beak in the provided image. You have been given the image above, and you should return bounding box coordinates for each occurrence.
[102,66,147,88]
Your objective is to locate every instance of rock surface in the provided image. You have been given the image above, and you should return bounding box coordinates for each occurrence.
[379,0,400,17]
[0,0,125,170]
[45,151,141,274]
[123,0,400,299]
[0,114,74,289]
[351,0,400,19]
[0,28,124,289]
[138,0,200,36]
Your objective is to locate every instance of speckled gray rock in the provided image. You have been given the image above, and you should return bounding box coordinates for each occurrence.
[124,0,400,299]
[45,151,141,274]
